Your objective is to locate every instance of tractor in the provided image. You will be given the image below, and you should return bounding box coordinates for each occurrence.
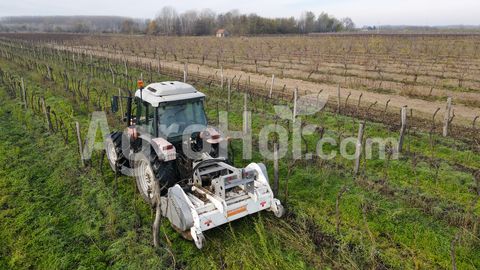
[105,81,284,248]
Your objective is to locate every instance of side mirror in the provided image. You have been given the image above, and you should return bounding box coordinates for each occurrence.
[111,96,119,113]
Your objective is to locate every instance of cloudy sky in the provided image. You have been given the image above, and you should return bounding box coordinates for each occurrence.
[1,0,479,26]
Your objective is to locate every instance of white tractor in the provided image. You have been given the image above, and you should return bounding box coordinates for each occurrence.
[105,81,284,249]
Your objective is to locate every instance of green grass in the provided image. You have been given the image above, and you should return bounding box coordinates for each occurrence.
[0,39,479,269]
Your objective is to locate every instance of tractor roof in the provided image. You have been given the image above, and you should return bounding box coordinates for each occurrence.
[135,81,205,107]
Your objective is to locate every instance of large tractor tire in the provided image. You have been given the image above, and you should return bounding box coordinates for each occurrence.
[134,151,177,204]
[105,132,129,173]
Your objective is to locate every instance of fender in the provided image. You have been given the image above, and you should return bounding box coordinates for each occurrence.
[138,133,177,162]
[152,137,177,161]
[200,127,224,144]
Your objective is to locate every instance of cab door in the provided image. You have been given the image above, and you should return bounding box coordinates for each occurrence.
[135,97,157,137]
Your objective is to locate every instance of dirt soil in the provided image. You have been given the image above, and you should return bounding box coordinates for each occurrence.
[59,45,480,126]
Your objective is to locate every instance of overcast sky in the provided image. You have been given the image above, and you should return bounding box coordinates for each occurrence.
[1,0,479,26]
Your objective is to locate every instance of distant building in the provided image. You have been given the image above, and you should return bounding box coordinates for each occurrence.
[216,29,230,38]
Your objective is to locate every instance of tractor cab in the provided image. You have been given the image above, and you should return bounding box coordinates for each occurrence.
[109,80,222,185]
[130,81,208,142]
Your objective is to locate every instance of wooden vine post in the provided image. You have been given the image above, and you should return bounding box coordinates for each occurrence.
[335,186,348,234]
[383,99,391,122]
[75,121,85,167]
[47,65,52,81]
[337,85,341,113]
[398,106,408,153]
[40,96,47,116]
[183,63,188,83]
[21,77,27,108]
[227,78,231,110]
[473,116,479,130]
[354,121,365,175]
[443,97,452,137]
[356,93,363,116]
[118,88,124,117]
[220,66,224,89]
[45,105,53,132]
[451,233,460,270]
[152,181,162,248]
[292,87,298,123]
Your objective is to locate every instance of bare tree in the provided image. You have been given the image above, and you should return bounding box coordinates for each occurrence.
[155,6,179,35]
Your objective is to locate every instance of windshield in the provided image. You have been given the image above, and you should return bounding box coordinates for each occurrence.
[158,99,207,138]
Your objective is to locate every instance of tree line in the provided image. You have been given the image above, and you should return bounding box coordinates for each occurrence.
[0,8,356,36]
[142,7,355,35]
[0,16,131,33]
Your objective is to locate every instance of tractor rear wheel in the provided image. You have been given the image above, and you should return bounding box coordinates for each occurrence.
[134,151,177,204]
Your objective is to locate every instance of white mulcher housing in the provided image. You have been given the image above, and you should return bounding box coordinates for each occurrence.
[105,81,284,249]
[162,154,284,249]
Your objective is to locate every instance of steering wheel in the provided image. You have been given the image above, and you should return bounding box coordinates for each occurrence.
[190,131,201,141]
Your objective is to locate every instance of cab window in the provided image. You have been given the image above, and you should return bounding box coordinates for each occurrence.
[136,98,156,133]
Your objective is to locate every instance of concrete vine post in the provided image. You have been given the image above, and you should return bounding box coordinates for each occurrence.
[110,66,115,85]
[269,74,275,98]
[183,63,188,83]
[273,143,279,197]
[243,93,249,134]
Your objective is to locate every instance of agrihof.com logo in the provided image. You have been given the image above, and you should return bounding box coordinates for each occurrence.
[81,92,399,174]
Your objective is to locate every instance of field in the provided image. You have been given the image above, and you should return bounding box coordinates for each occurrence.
[5,33,480,124]
[0,33,479,269]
